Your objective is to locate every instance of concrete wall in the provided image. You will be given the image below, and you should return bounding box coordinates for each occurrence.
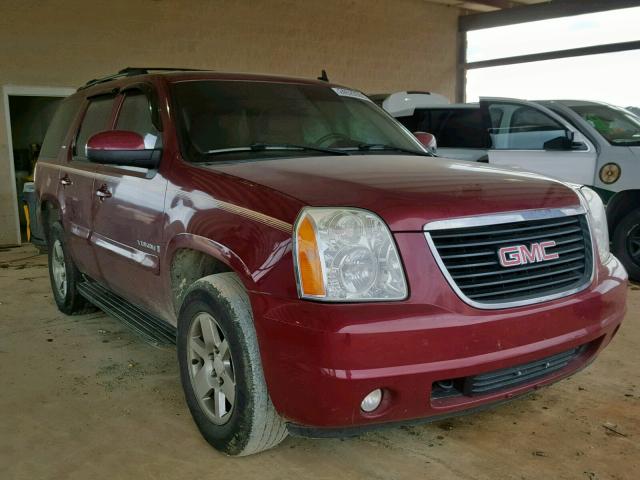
[0,0,459,245]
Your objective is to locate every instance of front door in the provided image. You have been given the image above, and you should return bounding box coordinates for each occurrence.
[91,88,167,316]
[480,97,598,185]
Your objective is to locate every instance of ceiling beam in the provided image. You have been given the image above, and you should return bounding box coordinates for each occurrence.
[464,39,640,69]
[465,0,524,9]
[460,0,640,31]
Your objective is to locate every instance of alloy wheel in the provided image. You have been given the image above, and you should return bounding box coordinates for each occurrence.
[51,239,67,298]
[188,312,236,424]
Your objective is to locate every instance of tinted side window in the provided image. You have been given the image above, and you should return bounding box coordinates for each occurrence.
[434,109,486,148]
[74,96,115,160]
[404,108,487,149]
[423,110,450,135]
[116,92,162,148]
[40,97,82,158]
[395,115,420,132]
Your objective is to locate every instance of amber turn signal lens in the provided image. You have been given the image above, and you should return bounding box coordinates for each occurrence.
[296,215,326,297]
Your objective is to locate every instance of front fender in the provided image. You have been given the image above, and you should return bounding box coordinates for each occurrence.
[162,225,297,299]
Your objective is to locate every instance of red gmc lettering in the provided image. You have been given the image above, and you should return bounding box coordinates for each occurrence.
[498,241,559,267]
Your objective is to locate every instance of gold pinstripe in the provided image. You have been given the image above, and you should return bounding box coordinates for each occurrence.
[214,199,293,233]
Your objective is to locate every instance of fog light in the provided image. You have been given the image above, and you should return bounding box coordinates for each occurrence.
[360,389,383,412]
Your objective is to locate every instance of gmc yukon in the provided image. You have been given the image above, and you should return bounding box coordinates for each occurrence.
[35,68,627,456]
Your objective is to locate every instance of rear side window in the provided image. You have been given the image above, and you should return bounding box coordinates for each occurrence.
[116,91,162,148]
[74,95,116,160]
[432,109,487,148]
[40,97,82,158]
[398,108,488,148]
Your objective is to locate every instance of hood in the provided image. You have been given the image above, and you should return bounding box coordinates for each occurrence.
[208,155,581,231]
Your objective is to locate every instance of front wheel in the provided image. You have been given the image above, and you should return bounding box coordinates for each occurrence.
[612,208,640,282]
[177,272,287,456]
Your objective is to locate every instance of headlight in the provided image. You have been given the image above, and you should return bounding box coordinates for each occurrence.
[579,186,611,264]
[294,208,408,301]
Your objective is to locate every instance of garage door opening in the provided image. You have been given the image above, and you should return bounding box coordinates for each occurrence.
[2,86,74,245]
[9,95,61,241]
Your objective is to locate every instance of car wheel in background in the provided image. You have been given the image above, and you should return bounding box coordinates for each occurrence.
[612,208,640,282]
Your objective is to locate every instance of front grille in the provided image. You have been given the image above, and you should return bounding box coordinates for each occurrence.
[431,346,584,399]
[427,214,593,306]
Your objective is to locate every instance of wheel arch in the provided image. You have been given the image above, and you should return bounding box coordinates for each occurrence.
[606,190,640,234]
[39,196,61,242]
[164,233,254,316]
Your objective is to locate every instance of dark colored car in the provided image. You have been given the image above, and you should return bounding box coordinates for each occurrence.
[35,68,627,456]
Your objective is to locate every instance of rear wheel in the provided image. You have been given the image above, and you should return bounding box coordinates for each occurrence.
[612,208,640,281]
[47,222,92,314]
[177,272,287,456]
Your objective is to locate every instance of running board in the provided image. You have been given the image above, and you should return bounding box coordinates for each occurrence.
[78,280,176,346]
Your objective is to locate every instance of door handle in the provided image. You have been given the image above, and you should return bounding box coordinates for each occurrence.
[96,184,112,200]
[60,175,72,186]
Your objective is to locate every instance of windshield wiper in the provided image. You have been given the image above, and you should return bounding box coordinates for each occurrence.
[204,143,349,156]
[355,143,435,157]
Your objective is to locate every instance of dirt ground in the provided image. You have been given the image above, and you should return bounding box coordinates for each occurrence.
[0,245,638,480]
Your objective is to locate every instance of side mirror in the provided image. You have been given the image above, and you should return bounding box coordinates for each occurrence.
[413,131,437,155]
[543,130,586,151]
[86,130,161,168]
[543,133,574,151]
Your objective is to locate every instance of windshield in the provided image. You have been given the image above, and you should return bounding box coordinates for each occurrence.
[567,103,640,146]
[171,80,425,162]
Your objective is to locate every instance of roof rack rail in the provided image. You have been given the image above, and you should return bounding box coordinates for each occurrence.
[78,67,208,91]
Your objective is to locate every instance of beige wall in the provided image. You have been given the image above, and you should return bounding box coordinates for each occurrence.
[0,0,459,245]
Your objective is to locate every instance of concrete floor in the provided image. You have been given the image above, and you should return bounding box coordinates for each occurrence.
[0,245,638,480]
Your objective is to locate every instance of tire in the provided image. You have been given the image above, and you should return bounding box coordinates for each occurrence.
[47,222,93,315]
[177,272,287,456]
[612,208,640,282]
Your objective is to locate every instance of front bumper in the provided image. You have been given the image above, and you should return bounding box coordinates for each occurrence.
[250,251,627,434]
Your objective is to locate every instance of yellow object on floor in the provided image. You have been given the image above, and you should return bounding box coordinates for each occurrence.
[23,203,31,242]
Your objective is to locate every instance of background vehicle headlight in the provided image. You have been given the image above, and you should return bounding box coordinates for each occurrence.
[579,186,611,264]
[294,208,408,301]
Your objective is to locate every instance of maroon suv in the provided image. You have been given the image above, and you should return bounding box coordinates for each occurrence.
[35,68,627,456]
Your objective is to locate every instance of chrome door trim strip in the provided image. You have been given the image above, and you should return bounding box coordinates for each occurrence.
[69,222,91,240]
[91,232,160,274]
[38,161,112,182]
[423,207,596,310]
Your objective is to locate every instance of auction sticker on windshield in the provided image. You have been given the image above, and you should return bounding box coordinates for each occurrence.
[332,87,371,102]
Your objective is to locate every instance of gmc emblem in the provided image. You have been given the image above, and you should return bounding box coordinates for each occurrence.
[498,241,559,268]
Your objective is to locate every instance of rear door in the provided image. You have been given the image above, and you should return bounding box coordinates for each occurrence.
[90,87,168,315]
[480,97,597,184]
[62,94,117,281]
